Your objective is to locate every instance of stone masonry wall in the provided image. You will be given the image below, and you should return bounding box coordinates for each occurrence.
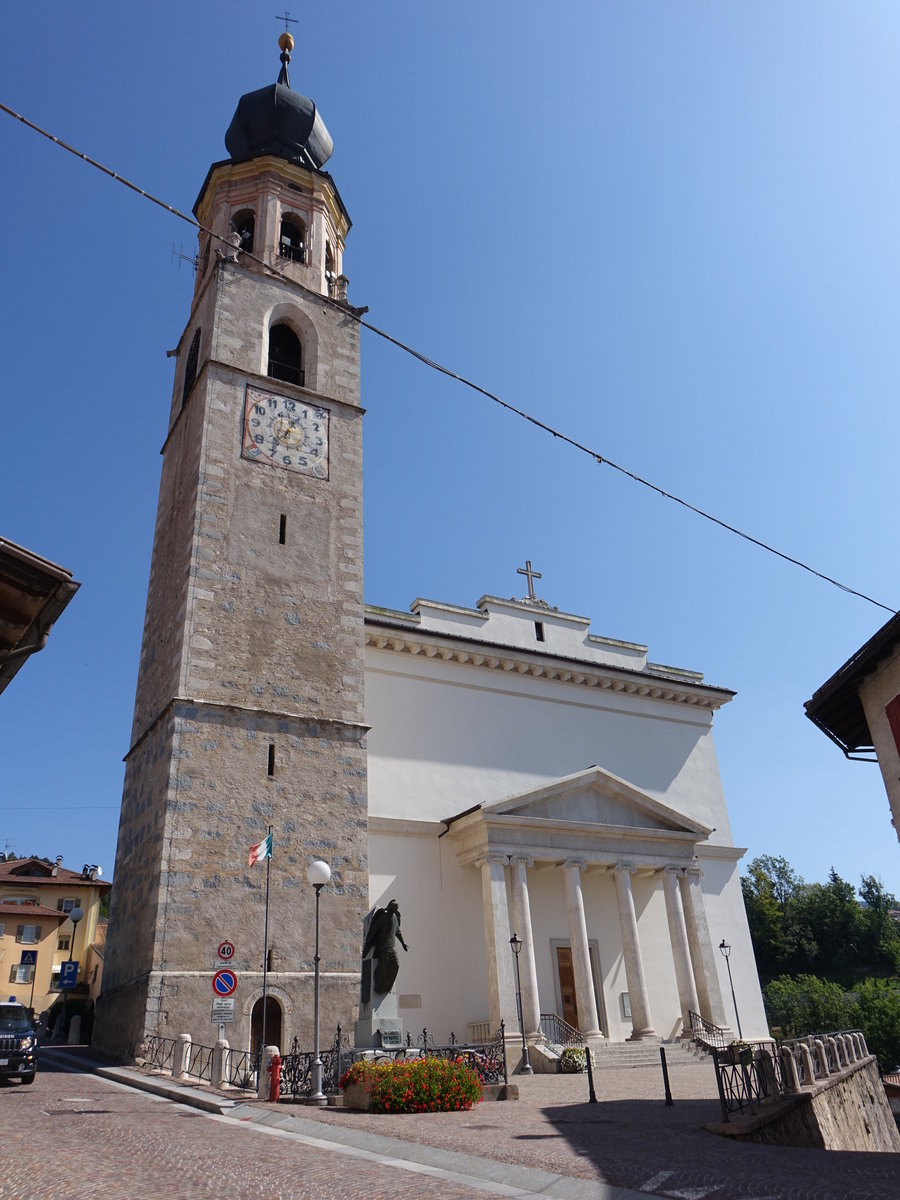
[729,1059,900,1153]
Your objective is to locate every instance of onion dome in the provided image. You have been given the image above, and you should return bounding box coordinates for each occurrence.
[225,33,333,170]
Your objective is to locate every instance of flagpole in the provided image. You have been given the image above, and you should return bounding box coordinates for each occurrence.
[260,824,272,1077]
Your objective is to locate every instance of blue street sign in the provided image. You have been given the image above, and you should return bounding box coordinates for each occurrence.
[212,969,237,997]
[19,950,37,966]
[59,961,79,990]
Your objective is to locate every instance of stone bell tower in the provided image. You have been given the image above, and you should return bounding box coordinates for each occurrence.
[95,35,369,1057]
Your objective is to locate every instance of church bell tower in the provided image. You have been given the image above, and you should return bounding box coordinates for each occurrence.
[96,36,369,1056]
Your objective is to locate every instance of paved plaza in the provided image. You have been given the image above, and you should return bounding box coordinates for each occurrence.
[16,1047,900,1200]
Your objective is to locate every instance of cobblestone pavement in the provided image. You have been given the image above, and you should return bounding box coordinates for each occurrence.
[21,1050,900,1200]
[272,1058,900,1200]
[0,1060,516,1200]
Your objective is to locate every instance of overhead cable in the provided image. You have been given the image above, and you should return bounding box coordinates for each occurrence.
[1,98,894,615]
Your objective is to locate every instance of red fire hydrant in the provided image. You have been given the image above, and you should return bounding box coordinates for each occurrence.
[268,1051,281,1103]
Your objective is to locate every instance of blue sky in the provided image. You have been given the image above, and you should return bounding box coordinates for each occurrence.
[1,3,898,899]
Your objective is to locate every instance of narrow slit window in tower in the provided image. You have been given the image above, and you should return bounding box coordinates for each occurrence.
[268,324,304,387]
[267,744,276,777]
[181,328,201,408]
[535,621,545,642]
[279,514,287,545]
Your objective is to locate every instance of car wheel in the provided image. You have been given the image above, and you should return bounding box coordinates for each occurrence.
[19,1073,35,1085]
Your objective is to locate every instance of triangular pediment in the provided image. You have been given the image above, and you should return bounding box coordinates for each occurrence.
[480,766,712,838]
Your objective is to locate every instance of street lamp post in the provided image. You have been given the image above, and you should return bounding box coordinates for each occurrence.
[508,934,533,1075]
[718,939,742,1039]
[61,906,84,1041]
[306,860,331,1105]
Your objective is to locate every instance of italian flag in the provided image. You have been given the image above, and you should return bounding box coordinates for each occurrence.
[248,832,273,868]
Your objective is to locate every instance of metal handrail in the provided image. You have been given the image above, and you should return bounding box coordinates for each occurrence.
[689,1009,730,1050]
[540,1012,584,1046]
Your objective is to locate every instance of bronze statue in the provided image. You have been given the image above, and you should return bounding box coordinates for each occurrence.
[362,898,409,995]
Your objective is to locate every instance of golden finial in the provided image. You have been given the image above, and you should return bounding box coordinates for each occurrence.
[278,32,294,54]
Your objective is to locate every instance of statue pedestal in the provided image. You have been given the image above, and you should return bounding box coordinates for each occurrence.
[354,957,404,1049]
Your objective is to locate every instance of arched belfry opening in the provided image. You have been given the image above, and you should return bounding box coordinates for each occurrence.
[268,323,304,387]
[279,216,307,264]
[232,209,255,255]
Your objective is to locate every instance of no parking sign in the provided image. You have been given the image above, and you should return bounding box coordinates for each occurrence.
[212,969,237,997]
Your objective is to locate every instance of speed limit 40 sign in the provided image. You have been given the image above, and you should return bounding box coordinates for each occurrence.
[217,941,235,961]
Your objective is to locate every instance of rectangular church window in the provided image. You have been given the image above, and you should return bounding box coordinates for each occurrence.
[535,622,545,642]
[267,744,275,777]
[279,514,287,545]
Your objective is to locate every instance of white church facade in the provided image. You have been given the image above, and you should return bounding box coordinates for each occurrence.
[365,590,767,1051]
[95,37,767,1063]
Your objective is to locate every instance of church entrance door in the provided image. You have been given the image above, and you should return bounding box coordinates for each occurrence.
[553,943,605,1034]
[555,946,579,1028]
[250,996,282,1055]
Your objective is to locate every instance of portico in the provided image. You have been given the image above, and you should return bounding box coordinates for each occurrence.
[448,766,731,1045]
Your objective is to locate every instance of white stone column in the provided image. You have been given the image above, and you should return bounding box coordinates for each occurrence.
[662,866,700,1034]
[508,855,541,1038]
[613,863,655,1039]
[678,865,729,1028]
[478,855,519,1036]
[560,860,602,1038]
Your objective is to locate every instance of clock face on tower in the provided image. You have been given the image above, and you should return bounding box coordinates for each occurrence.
[241,384,330,478]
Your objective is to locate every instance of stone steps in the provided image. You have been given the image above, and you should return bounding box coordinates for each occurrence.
[590,1040,712,1069]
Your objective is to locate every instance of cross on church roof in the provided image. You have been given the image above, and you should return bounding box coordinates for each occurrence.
[517,560,542,602]
[275,10,299,32]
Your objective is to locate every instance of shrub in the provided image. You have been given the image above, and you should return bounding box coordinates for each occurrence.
[340,1055,483,1113]
[559,1047,593,1073]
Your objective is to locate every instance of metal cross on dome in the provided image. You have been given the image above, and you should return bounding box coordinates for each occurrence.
[517,560,542,601]
[275,10,299,32]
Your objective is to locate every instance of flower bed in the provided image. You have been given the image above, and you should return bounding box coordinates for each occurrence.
[340,1056,483,1113]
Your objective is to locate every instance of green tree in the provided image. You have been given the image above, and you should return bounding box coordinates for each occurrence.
[857,876,900,974]
[764,974,853,1038]
[853,979,900,1070]
[741,855,810,977]
[787,868,864,979]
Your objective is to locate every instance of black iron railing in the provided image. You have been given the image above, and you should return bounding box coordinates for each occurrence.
[143,1034,177,1073]
[540,1012,584,1047]
[713,1041,781,1121]
[689,1009,730,1050]
[711,1030,866,1122]
[412,1022,508,1085]
[279,241,308,264]
[280,1025,350,1102]
[226,1048,258,1090]
[268,359,306,387]
[185,1040,214,1083]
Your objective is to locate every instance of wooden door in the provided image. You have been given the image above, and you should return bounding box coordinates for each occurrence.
[251,996,282,1054]
[555,945,579,1029]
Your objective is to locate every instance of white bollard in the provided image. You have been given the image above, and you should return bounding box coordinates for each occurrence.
[257,1044,280,1101]
[178,1032,192,1078]
[213,1038,229,1087]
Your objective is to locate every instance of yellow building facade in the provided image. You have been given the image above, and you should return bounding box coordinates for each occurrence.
[0,857,110,1015]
